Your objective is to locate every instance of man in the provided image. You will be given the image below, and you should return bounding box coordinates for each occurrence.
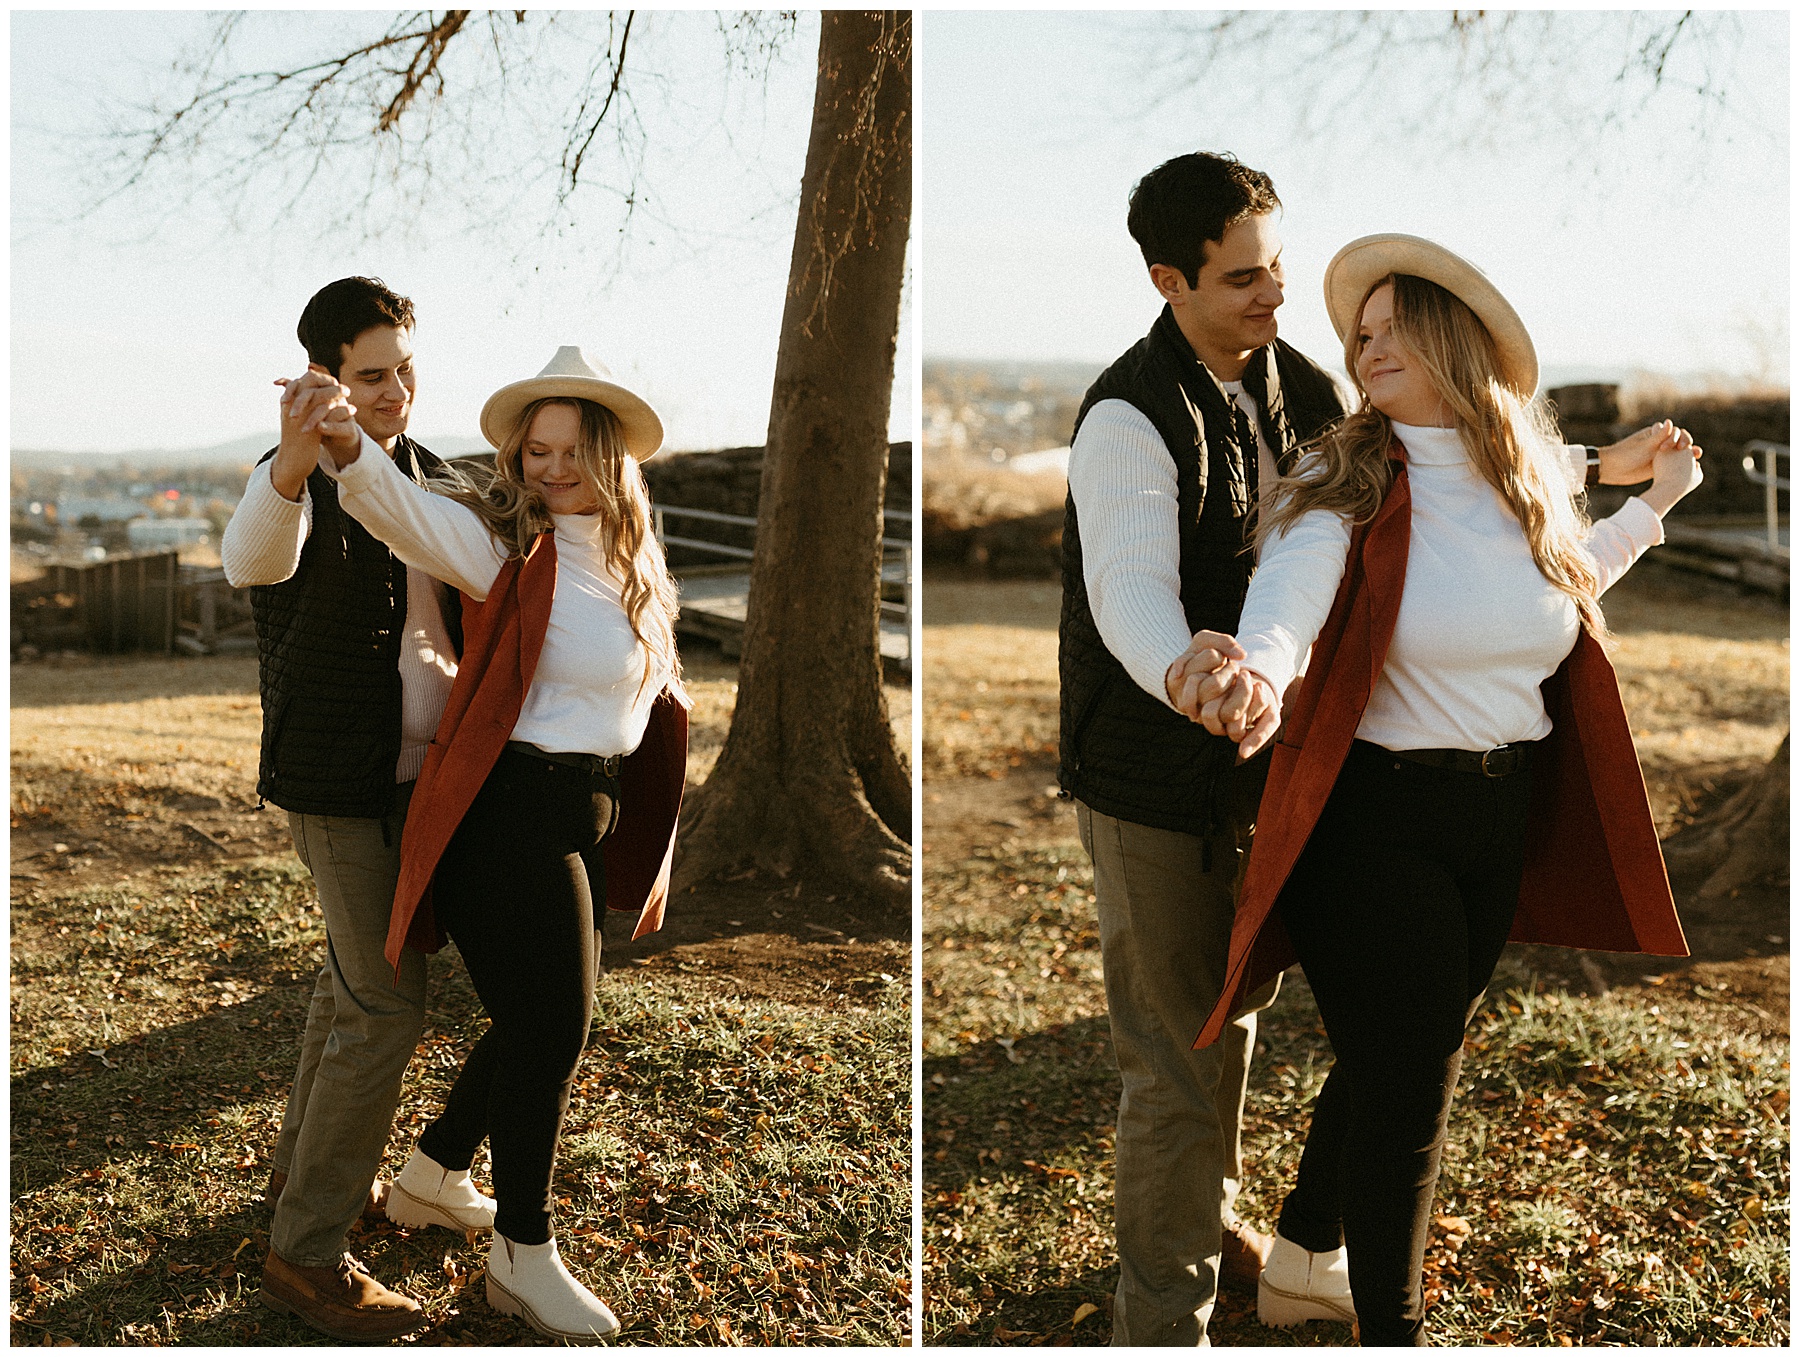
[1058,152,1671,1345]
[222,277,485,1341]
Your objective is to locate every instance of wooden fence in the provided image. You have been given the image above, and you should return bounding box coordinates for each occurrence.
[17,552,180,655]
[12,555,260,657]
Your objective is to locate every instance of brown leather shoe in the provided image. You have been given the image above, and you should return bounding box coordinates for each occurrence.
[258,1248,426,1341]
[1220,1218,1274,1295]
[266,1169,389,1220]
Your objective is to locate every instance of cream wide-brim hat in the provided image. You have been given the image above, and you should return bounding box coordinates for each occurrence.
[1323,233,1539,398]
[479,345,665,460]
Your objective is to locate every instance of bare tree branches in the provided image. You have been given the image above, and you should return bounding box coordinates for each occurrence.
[1120,10,1768,179]
[792,11,910,340]
[561,11,636,205]
[377,10,471,133]
[67,10,801,252]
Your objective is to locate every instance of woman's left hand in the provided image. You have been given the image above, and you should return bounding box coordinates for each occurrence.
[1199,668,1281,759]
[1638,425,1704,517]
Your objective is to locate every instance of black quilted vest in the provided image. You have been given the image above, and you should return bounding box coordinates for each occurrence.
[251,436,463,816]
[1058,309,1350,834]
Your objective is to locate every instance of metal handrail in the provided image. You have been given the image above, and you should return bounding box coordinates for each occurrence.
[651,501,914,668]
[1741,441,1789,556]
[657,504,758,529]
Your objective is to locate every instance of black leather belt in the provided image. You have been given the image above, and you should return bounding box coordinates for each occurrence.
[504,741,622,777]
[1386,741,1537,778]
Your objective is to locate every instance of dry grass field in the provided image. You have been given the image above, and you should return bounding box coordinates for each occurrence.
[922,560,1789,1346]
[10,646,913,1346]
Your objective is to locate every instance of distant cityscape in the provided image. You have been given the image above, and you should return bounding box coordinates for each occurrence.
[923,360,1096,469]
[9,434,484,571]
[922,357,1762,475]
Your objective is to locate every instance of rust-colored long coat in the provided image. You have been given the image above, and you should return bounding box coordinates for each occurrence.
[1194,452,1688,1050]
[382,532,689,974]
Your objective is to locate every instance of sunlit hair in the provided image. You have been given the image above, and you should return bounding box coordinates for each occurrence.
[1258,273,1606,637]
[432,397,681,694]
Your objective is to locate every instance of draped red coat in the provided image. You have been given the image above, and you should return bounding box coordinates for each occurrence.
[382,531,690,974]
[1193,450,1688,1050]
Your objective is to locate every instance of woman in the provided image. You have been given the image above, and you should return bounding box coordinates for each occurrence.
[306,345,689,1343]
[1189,236,1700,1345]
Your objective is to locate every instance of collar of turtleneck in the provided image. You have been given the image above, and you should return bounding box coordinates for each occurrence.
[1390,421,1467,466]
[551,510,609,549]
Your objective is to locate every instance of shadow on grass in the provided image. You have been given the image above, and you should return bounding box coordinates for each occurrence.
[15,859,913,1345]
[922,819,1789,1346]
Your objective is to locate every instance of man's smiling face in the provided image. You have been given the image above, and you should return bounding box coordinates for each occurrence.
[337,324,415,448]
[1152,211,1285,377]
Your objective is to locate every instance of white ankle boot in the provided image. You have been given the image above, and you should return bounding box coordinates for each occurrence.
[486,1233,621,1342]
[384,1147,497,1232]
[1258,1233,1357,1326]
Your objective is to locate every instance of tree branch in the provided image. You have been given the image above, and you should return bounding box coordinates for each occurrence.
[560,10,635,197]
[378,10,471,132]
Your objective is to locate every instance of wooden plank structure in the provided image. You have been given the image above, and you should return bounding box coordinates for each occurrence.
[174,567,259,655]
[31,552,181,654]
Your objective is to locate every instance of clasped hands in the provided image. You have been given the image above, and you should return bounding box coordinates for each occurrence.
[268,365,362,500]
[1163,631,1281,760]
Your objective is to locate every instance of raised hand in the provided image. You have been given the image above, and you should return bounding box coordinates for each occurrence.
[316,394,364,467]
[270,366,352,500]
[1597,419,1698,486]
[1638,423,1704,516]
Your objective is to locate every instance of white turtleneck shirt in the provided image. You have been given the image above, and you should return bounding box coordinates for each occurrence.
[1234,421,1664,751]
[320,429,669,757]
[1067,395,1601,713]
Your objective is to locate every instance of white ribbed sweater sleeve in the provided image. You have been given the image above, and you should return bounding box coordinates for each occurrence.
[322,430,507,600]
[1233,507,1353,699]
[1066,399,1193,710]
[220,461,312,587]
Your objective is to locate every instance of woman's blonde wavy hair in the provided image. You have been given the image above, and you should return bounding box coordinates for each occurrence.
[432,396,681,694]
[1257,272,1606,637]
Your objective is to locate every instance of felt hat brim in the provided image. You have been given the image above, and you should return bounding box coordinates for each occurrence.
[1323,233,1539,398]
[479,347,665,460]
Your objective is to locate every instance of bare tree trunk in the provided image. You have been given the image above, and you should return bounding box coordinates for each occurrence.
[674,11,911,909]
[1662,734,1789,899]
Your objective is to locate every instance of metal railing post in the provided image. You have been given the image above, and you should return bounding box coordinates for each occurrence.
[903,542,914,669]
[1766,441,1781,556]
[1741,440,1789,558]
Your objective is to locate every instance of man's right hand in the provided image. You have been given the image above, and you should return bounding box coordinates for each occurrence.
[1165,629,1245,719]
[270,366,352,501]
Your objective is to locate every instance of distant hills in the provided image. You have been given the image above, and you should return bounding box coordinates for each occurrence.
[11,432,496,471]
[924,356,1761,396]
[9,431,781,470]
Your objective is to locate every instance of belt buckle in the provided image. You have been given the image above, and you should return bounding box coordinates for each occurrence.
[1480,746,1511,778]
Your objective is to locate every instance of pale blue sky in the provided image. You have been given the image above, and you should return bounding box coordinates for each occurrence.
[920,10,1788,387]
[12,10,914,454]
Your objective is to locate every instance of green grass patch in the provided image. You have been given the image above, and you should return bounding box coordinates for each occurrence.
[12,861,911,1346]
[923,833,1789,1346]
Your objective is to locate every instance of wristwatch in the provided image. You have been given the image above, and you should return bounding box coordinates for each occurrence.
[1583,445,1602,487]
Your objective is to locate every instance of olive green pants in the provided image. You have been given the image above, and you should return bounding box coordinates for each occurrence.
[1079,802,1280,1347]
[271,783,428,1267]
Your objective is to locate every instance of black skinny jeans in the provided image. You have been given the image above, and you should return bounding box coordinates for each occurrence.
[416,747,620,1245]
[1274,740,1534,1346]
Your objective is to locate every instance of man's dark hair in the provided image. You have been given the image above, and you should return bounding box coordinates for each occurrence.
[296,276,415,376]
[1127,152,1281,289]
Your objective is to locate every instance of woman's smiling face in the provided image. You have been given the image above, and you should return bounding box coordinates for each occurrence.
[519,402,599,515]
[1355,282,1450,427]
